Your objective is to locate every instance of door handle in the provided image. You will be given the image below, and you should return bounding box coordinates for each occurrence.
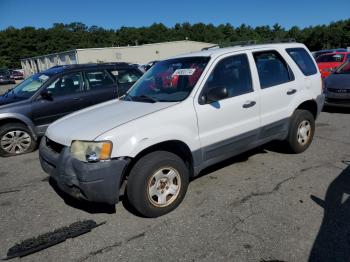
[73,97,82,101]
[287,89,297,95]
[242,101,256,108]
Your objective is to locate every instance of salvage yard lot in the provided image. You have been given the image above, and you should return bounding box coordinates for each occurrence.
[0,97,350,261]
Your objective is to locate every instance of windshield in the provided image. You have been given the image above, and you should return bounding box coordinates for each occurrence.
[316,54,345,63]
[126,57,210,102]
[335,61,350,74]
[0,69,10,76]
[11,73,50,98]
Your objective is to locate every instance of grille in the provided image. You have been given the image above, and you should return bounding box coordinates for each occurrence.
[327,88,350,93]
[46,138,64,154]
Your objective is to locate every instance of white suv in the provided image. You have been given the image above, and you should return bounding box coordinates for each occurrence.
[39,43,324,217]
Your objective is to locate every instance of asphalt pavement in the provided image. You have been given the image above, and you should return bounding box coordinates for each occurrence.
[0,95,349,261]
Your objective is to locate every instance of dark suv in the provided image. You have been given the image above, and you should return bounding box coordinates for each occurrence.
[0,63,143,156]
[0,69,16,84]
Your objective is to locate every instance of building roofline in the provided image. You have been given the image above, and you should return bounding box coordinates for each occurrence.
[75,40,214,51]
[20,40,214,61]
[21,49,76,61]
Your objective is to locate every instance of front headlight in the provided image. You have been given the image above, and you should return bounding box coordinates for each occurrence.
[70,140,113,162]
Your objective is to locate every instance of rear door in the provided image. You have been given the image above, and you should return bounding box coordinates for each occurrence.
[194,53,260,164]
[31,72,90,126]
[252,49,297,137]
[83,69,118,106]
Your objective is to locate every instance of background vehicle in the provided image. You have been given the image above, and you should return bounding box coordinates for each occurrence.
[0,63,143,156]
[141,60,159,72]
[9,69,24,80]
[324,61,350,107]
[0,69,16,84]
[316,52,350,78]
[312,48,347,59]
[40,43,324,217]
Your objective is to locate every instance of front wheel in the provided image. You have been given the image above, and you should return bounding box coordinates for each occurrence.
[286,109,315,154]
[0,123,37,157]
[127,151,189,217]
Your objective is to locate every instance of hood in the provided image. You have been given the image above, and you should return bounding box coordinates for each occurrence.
[325,74,350,90]
[46,100,176,146]
[0,91,27,106]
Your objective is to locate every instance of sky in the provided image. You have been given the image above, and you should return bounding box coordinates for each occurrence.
[0,0,349,30]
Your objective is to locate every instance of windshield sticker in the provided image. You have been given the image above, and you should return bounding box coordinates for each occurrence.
[39,75,49,81]
[172,68,196,76]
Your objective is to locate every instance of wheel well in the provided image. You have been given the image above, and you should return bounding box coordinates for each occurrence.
[125,140,194,179]
[296,100,318,119]
[0,118,27,128]
[0,118,36,138]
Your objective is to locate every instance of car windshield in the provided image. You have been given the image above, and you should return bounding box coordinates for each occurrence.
[0,69,10,76]
[316,54,345,63]
[125,57,210,102]
[335,61,350,74]
[11,73,50,98]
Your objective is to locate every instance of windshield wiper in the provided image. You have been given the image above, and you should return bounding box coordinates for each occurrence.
[133,95,158,103]
[123,93,134,101]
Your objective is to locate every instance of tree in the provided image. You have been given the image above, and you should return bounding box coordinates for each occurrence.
[0,19,349,69]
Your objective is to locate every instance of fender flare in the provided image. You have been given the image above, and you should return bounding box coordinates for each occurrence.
[0,113,38,140]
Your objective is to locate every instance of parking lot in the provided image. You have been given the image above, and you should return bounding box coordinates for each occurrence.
[0,83,349,261]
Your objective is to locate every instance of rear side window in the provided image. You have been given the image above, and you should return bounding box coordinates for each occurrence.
[286,48,318,76]
[85,70,114,90]
[109,69,142,84]
[253,50,294,89]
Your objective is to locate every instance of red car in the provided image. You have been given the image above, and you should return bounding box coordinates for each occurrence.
[316,52,350,78]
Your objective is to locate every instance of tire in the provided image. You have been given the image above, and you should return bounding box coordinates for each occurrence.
[286,109,315,154]
[0,123,36,157]
[127,151,189,217]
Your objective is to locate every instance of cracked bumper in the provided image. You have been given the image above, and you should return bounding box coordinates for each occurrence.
[39,138,129,205]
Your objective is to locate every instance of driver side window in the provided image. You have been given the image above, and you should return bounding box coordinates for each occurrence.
[46,73,83,97]
[202,54,253,100]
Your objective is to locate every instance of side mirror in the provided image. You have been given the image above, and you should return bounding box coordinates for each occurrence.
[41,90,53,101]
[203,86,228,104]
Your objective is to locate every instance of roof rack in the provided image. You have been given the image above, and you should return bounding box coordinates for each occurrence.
[202,39,296,51]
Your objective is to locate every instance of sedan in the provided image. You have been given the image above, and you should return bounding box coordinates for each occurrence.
[324,61,350,107]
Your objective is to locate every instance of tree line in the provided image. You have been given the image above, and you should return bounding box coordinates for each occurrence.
[1,19,350,68]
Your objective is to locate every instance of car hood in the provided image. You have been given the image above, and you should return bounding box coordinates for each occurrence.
[46,100,176,146]
[0,92,27,107]
[325,74,350,89]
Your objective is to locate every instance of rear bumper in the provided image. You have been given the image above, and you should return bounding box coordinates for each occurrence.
[39,138,129,205]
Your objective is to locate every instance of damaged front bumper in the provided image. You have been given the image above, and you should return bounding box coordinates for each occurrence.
[39,138,129,205]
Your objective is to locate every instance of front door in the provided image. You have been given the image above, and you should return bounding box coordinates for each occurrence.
[31,72,89,127]
[194,53,261,164]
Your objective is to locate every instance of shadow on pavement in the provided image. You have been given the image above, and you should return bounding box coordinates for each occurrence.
[309,162,350,261]
[323,106,350,114]
[49,178,116,214]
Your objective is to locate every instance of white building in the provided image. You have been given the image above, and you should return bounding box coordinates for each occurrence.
[20,40,214,76]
